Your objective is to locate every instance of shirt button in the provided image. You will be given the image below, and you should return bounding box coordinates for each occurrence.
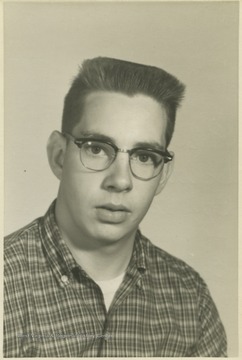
[104,332,111,341]
[61,275,69,284]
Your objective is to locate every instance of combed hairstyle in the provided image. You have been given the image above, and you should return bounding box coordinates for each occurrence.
[62,57,185,147]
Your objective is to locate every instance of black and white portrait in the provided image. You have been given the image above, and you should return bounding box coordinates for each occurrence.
[4,1,238,357]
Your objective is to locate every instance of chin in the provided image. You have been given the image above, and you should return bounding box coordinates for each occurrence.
[92,224,135,245]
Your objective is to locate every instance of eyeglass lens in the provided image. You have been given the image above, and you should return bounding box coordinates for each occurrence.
[79,140,165,180]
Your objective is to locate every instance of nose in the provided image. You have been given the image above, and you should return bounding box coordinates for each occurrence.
[102,152,133,192]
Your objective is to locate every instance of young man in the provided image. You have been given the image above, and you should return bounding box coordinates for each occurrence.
[4,57,227,357]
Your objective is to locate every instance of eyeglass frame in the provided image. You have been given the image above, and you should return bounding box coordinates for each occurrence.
[63,132,174,181]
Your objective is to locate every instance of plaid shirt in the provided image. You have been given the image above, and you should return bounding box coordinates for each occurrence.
[4,201,227,357]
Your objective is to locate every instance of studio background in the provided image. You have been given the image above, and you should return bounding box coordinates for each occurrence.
[4,2,238,356]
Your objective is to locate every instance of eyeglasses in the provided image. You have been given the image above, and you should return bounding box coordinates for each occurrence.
[63,133,173,181]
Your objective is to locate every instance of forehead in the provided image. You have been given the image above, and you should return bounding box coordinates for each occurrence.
[73,91,167,147]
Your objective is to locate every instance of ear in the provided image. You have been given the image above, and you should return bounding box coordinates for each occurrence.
[155,153,174,196]
[47,131,67,180]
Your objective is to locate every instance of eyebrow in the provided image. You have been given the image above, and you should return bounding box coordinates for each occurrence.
[77,131,165,150]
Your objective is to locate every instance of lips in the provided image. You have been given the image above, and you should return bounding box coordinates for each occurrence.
[96,203,130,223]
[97,203,130,212]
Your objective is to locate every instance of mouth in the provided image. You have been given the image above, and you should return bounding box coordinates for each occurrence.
[97,204,130,212]
[95,204,131,223]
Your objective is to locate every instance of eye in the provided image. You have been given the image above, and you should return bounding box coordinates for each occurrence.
[132,149,163,166]
[138,154,150,163]
[90,145,102,155]
[83,141,111,157]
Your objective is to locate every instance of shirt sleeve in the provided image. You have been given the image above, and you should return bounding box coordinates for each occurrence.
[191,276,227,357]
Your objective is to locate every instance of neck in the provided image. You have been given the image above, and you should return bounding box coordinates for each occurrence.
[65,239,134,281]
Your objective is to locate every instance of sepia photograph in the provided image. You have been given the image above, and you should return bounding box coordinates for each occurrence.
[3,1,239,357]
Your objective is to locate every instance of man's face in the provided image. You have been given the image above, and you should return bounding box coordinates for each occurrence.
[56,92,170,245]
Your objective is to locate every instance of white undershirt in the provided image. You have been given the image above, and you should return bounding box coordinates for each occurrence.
[95,272,125,310]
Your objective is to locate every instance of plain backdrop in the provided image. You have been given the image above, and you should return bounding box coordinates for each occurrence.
[4,2,238,356]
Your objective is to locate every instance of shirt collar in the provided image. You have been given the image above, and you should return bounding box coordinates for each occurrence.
[40,200,148,283]
[132,229,148,272]
[40,200,78,279]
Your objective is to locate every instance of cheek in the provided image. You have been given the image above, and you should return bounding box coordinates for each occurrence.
[61,165,101,205]
[133,181,160,211]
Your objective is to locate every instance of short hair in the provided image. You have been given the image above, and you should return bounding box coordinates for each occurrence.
[62,57,185,147]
